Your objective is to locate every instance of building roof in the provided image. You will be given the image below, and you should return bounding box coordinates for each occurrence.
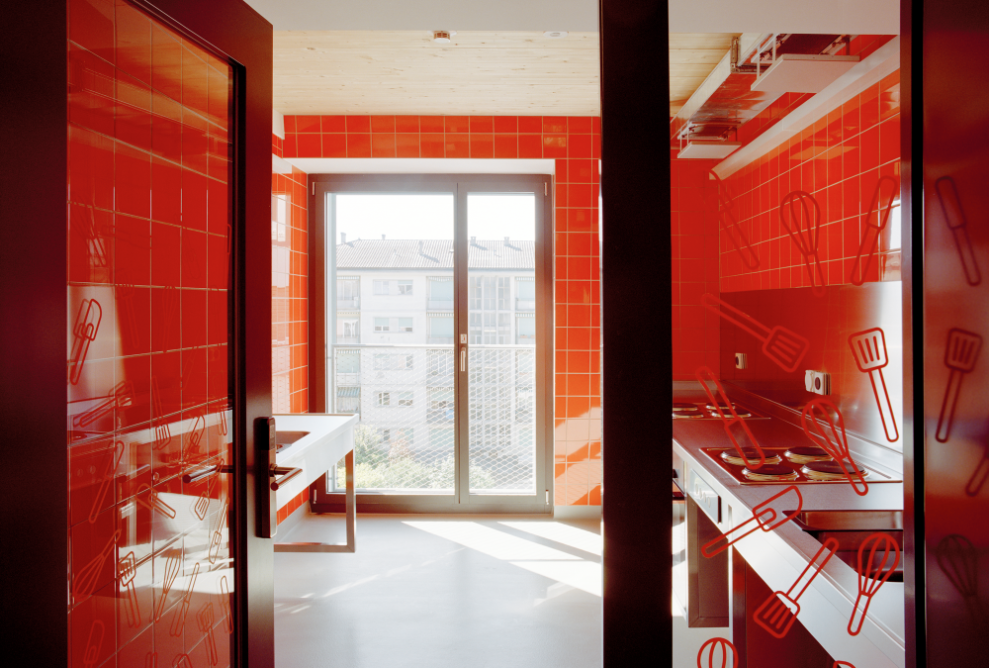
[336,239,535,269]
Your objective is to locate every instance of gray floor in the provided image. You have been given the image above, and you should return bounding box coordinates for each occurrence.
[274,513,604,668]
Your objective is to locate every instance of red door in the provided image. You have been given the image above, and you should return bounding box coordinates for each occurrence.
[2,0,273,666]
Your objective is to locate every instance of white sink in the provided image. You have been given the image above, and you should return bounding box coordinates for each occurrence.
[272,414,358,511]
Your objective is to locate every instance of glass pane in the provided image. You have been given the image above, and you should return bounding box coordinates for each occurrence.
[331,194,455,492]
[467,194,537,494]
[67,3,234,666]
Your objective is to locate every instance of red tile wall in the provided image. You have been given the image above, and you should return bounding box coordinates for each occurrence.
[283,115,603,506]
[670,155,722,379]
[719,70,901,292]
[271,155,309,415]
[67,1,234,665]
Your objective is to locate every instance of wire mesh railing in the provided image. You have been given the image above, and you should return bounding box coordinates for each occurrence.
[331,343,536,494]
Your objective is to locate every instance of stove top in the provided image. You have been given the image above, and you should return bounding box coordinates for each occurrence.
[672,401,764,420]
[701,446,902,485]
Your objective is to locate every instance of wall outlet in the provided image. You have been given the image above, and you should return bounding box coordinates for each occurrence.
[804,370,831,395]
[735,352,748,369]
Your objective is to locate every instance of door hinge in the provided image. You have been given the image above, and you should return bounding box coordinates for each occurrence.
[544,183,548,196]
[545,490,549,503]
[312,182,315,195]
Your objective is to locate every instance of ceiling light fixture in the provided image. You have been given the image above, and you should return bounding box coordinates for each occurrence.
[433,30,456,43]
[543,31,568,39]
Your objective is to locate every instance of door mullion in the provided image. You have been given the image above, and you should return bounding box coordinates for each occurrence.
[455,183,470,505]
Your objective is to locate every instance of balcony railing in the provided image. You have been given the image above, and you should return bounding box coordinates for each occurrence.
[330,343,536,494]
[337,297,360,309]
[515,298,535,311]
[427,299,454,310]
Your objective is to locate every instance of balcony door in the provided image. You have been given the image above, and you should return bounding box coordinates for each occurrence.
[310,175,552,512]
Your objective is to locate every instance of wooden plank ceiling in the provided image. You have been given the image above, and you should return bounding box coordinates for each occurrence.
[272,31,737,117]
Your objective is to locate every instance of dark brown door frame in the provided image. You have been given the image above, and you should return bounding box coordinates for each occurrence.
[1,1,274,665]
[599,1,672,666]
[900,1,925,667]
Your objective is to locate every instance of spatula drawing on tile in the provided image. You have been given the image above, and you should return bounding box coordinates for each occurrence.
[753,537,839,638]
[701,293,809,373]
[936,328,983,443]
[848,327,898,442]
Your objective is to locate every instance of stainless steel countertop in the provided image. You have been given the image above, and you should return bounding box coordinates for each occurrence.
[672,390,905,668]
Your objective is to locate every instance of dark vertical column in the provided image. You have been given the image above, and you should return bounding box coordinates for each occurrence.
[918,2,989,668]
[899,1,925,667]
[0,0,67,663]
[600,1,671,666]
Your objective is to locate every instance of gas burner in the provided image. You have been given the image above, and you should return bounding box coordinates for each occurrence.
[672,402,700,412]
[721,449,781,467]
[742,464,799,482]
[801,461,870,481]
[785,446,832,464]
[673,409,705,419]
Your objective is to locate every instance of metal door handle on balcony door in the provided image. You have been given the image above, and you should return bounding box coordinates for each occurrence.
[460,345,467,372]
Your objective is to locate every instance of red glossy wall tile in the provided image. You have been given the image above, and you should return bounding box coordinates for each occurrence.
[67,2,235,665]
[720,71,902,293]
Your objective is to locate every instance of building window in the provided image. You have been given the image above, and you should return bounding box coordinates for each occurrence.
[375,317,412,333]
[427,349,454,379]
[398,280,413,295]
[373,280,390,295]
[337,350,360,374]
[428,387,455,423]
[373,353,414,370]
[469,275,511,344]
[377,391,391,407]
[516,277,535,311]
[337,313,359,343]
[397,391,414,407]
[336,386,360,414]
[337,277,360,308]
[428,314,454,344]
[428,276,454,309]
[516,313,535,344]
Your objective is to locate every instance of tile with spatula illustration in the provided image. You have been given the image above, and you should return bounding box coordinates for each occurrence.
[848,327,898,442]
[936,328,983,443]
[701,294,809,373]
[753,537,839,638]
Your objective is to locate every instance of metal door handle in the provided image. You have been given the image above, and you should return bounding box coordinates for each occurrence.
[460,345,467,372]
[269,466,302,491]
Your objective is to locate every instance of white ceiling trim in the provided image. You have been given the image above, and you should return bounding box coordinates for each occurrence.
[285,158,556,175]
[712,36,900,179]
